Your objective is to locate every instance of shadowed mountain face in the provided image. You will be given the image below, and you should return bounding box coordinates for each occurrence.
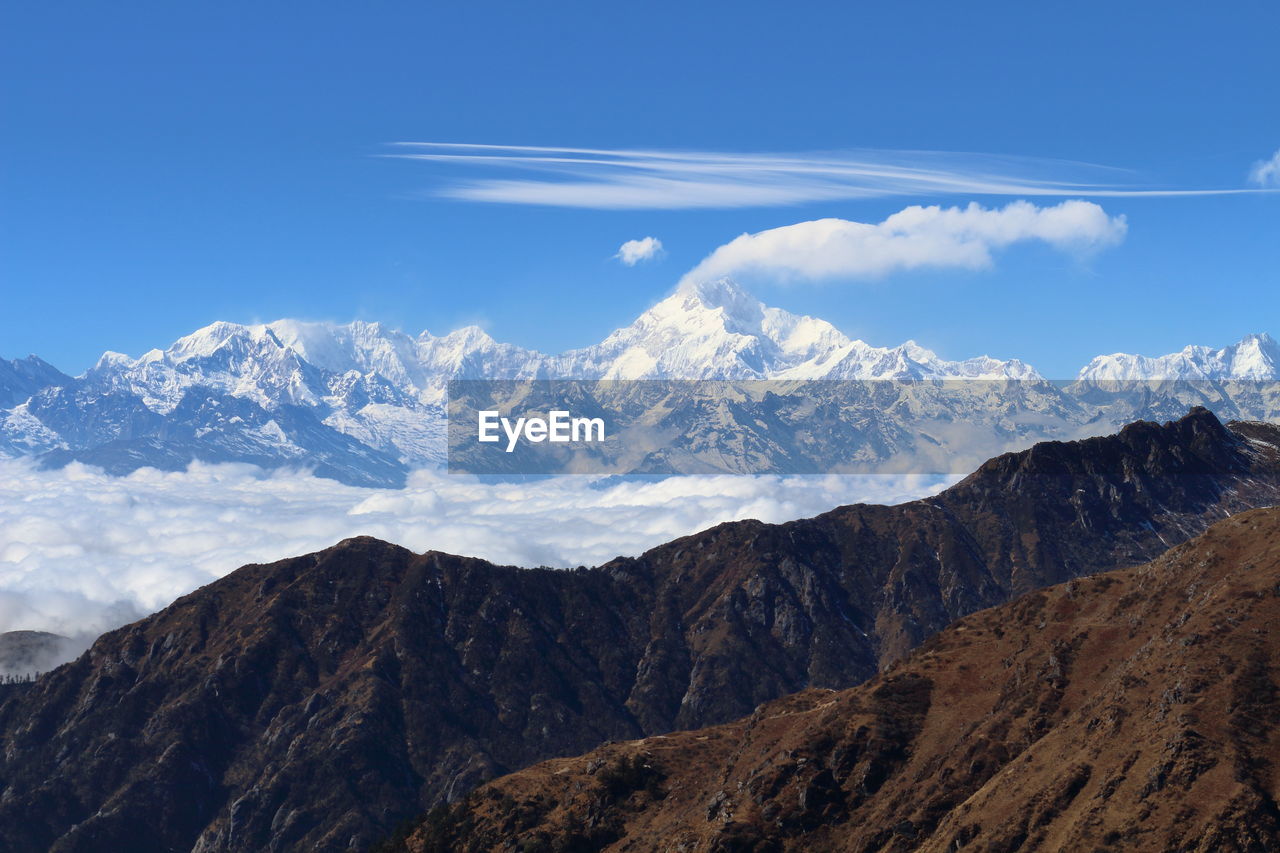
[0,356,69,409]
[404,506,1280,853]
[0,410,1277,851]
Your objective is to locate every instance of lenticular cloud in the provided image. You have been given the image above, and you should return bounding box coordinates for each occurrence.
[0,459,953,643]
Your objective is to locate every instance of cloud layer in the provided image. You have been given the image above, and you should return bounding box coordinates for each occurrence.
[0,460,953,647]
[616,236,663,265]
[386,142,1264,210]
[679,200,1127,287]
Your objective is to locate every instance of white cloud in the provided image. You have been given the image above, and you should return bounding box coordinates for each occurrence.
[615,236,664,265]
[0,459,954,657]
[385,142,1265,210]
[679,200,1127,288]
[1249,148,1280,187]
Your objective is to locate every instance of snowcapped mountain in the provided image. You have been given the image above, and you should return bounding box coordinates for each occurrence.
[77,278,1041,403]
[0,278,1275,485]
[557,279,1041,381]
[0,355,70,409]
[1077,333,1279,381]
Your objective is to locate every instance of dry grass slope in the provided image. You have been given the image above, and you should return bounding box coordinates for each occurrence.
[405,506,1280,853]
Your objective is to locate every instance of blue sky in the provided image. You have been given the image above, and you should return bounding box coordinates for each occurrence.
[2,1,1277,377]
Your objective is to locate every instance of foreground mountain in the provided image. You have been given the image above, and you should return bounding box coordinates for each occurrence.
[0,411,1277,851]
[402,505,1280,852]
[1,280,1276,483]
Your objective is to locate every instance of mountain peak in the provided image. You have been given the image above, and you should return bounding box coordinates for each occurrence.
[438,324,497,346]
[679,276,757,311]
[1078,332,1278,381]
[166,320,258,362]
[89,351,137,372]
[0,354,72,408]
[655,277,767,335]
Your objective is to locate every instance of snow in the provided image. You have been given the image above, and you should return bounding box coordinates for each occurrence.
[1077,332,1278,382]
[1,277,1275,471]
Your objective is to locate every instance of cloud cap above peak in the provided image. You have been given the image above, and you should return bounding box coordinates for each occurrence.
[678,200,1127,288]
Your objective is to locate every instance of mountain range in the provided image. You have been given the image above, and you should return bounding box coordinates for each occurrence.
[1,409,1277,851]
[397,504,1280,852]
[2,279,1278,484]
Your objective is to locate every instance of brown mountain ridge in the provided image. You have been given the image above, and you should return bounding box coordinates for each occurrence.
[398,505,1280,852]
[0,409,1277,851]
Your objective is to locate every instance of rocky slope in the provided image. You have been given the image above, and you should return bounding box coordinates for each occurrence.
[401,505,1280,852]
[0,411,1277,851]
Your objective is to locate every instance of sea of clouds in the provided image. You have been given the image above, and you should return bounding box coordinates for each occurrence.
[0,459,955,656]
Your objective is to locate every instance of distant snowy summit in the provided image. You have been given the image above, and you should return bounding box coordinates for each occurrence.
[1,278,1276,485]
[1077,332,1279,382]
[570,278,1042,381]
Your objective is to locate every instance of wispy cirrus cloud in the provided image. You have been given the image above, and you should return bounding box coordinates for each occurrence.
[679,200,1127,288]
[384,142,1272,210]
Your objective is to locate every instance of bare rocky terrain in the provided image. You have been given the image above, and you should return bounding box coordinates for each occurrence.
[397,506,1280,852]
